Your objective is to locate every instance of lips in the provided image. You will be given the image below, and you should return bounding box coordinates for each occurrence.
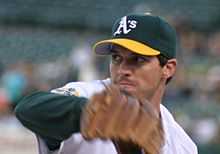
[117,79,135,87]
[118,81,134,86]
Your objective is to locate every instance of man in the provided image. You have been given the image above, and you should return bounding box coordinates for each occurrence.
[15,13,198,154]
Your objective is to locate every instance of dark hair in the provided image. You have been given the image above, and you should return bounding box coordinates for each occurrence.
[157,55,172,84]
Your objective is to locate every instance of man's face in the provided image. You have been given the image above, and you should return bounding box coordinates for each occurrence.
[110,45,166,100]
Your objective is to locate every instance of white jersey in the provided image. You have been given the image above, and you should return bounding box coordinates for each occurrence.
[37,79,198,154]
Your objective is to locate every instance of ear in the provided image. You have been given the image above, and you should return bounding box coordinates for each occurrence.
[162,59,177,79]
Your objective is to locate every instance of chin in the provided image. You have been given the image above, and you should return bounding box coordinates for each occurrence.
[119,86,137,96]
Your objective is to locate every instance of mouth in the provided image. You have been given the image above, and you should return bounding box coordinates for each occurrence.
[117,80,136,90]
[118,81,134,86]
[112,79,137,96]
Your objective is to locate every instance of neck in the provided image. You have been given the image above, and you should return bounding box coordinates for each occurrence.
[148,83,166,114]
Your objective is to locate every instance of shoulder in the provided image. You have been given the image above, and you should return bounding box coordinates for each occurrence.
[160,105,198,154]
[51,78,111,98]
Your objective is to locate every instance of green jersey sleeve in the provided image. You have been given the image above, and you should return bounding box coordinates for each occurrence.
[15,91,87,150]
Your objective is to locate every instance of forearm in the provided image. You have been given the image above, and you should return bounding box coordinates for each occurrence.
[15,91,87,150]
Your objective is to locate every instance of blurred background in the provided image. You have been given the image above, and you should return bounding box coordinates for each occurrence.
[0,0,220,153]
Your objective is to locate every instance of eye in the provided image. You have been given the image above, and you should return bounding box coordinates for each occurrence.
[111,54,122,64]
[136,56,146,63]
[133,56,151,64]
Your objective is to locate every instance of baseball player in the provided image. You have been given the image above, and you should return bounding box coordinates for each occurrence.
[15,13,198,154]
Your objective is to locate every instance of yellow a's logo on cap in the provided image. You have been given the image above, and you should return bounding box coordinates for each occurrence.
[114,16,137,36]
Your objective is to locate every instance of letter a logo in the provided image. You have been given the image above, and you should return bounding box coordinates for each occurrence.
[114,16,137,36]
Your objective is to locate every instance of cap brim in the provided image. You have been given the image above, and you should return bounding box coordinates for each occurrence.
[93,38,160,56]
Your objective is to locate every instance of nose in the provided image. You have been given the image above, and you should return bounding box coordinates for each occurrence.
[117,61,132,77]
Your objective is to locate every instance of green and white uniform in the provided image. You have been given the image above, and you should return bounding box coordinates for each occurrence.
[15,79,198,154]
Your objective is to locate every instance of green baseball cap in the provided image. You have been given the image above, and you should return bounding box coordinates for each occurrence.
[93,13,177,59]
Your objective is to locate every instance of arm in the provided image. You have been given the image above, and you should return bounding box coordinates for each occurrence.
[15,91,87,150]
